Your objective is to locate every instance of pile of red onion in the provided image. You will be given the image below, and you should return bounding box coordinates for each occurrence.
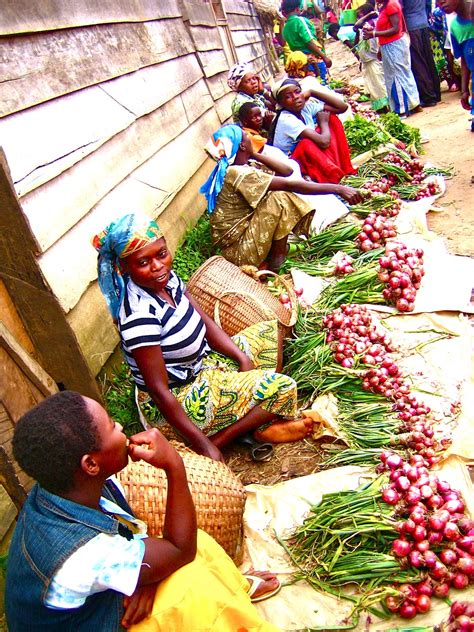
[446,601,474,630]
[379,242,425,312]
[323,304,392,369]
[323,304,446,464]
[347,99,378,122]
[381,152,424,183]
[361,178,392,195]
[357,212,398,252]
[380,453,474,618]
[334,255,355,276]
[413,181,441,200]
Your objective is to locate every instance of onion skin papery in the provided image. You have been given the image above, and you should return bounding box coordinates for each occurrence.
[379,452,474,619]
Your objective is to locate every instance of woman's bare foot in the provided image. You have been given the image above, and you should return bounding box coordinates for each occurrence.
[254,417,313,443]
[244,569,280,600]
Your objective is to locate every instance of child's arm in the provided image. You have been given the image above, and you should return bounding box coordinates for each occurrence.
[251,150,294,176]
[302,87,348,114]
[460,58,471,110]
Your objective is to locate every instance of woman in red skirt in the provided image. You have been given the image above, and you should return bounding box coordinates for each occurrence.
[270,78,356,183]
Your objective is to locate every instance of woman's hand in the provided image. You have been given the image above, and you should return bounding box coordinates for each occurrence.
[322,55,332,68]
[316,110,331,126]
[193,437,226,463]
[362,25,374,39]
[122,584,157,628]
[460,91,471,110]
[336,185,364,205]
[128,428,181,470]
[238,355,255,372]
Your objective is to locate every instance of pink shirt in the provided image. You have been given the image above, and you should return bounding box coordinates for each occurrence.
[376,0,404,45]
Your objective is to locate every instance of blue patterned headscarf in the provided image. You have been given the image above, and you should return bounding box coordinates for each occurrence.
[92,213,163,319]
[199,125,243,213]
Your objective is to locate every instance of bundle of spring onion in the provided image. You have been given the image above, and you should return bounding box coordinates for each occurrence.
[285,303,449,466]
[379,112,422,154]
[314,261,385,311]
[283,453,474,622]
[280,221,361,274]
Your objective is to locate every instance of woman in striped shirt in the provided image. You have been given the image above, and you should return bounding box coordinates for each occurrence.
[93,214,312,462]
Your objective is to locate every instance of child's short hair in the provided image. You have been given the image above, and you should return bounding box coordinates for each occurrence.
[281,0,303,16]
[238,101,261,124]
[327,22,341,38]
[13,391,101,495]
[357,2,375,14]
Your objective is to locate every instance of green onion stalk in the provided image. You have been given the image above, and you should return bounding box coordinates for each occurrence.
[349,195,401,216]
[281,477,423,620]
[314,264,384,312]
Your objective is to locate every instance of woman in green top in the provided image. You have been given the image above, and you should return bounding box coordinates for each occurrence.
[282,0,332,75]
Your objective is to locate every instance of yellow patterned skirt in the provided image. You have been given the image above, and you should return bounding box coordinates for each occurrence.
[138,320,297,436]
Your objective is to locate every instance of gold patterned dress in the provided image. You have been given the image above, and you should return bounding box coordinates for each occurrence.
[209,164,313,267]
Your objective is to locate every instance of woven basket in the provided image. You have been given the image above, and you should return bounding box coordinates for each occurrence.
[117,445,246,562]
[187,256,297,339]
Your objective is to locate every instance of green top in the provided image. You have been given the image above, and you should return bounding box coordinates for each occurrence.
[450,15,474,46]
[283,14,316,53]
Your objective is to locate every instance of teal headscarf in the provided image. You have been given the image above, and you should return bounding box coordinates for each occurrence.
[199,125,243,213]
[92,213,163,319]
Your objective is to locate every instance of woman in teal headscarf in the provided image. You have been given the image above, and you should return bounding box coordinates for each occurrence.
[93,213,315,463]
[200,124,363,271]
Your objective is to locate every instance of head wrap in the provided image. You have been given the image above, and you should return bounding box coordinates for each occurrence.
[199,125,243,214]
[272,77,301,102]
[285,51,309,78]
[92,213,163,319]
[227,62,253,91]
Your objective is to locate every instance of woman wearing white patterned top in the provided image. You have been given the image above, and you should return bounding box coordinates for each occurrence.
[93,214,313,463]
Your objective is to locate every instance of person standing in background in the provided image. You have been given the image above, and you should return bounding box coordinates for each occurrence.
[439,0,474,130]
[363,0,421,116]
[402,0,442,105]
[281,0,333,82]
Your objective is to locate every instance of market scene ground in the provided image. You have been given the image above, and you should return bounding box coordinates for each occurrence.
[3,7,474,632]
[223,38,474,486]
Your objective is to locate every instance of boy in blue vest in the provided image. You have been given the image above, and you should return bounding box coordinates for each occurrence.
[5,391,280,631]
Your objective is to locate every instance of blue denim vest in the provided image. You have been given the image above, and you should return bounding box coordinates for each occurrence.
[5,483,134,631]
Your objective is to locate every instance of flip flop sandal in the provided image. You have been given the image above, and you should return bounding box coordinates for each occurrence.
[237,434,274,462]
[245,574,282,603]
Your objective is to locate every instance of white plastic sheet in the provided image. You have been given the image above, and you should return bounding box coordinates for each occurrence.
[241,458,474,631]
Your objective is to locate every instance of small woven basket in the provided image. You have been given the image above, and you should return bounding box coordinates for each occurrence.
[187,256,297,339]
[117,445,246,562]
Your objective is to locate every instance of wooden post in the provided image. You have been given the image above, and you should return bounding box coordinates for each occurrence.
[0,149,102,401]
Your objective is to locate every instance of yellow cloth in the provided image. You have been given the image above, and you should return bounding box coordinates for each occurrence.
[130,530,280,631]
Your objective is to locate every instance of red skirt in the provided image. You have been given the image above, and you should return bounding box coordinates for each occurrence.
[290,114,356,184]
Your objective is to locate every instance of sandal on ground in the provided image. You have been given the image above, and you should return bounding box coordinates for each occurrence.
[245,574,282,603]
[237,433,274,462]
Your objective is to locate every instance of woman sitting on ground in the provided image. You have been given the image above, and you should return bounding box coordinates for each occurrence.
[93,213,314,464]
[270,78,357,184]
[200,124,362,270]
[6,391,281,631]
[228,62,276,126]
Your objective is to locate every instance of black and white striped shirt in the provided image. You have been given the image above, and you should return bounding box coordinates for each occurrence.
[118,272,210,389]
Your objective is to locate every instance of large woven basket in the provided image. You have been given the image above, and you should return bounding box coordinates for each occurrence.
[187,256,297,339]
[117,445,246,562]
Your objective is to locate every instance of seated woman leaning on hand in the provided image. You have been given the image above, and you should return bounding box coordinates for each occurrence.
[93,213,314,463]
[5,391,281,631]
[200,124,362,271]
[270,78,357,184]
